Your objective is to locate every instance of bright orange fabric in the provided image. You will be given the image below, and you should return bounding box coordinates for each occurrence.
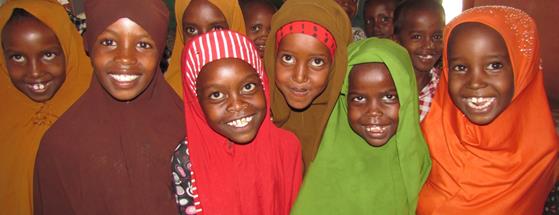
[418,6,558,214]
[164,0,246,98]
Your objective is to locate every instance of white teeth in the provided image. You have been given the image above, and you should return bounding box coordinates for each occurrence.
[365,125,385,132]
[465,97,496,110]
[110,74,139,82]
[226,116,254,128]
[418,55,434,60]
[32,83,45,90]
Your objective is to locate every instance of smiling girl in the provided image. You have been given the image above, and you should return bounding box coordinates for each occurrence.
[172,30,302,215]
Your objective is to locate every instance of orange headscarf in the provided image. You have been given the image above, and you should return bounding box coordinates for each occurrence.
[164,0,246,97]
[418,6,558,214]
[0,0,92,214]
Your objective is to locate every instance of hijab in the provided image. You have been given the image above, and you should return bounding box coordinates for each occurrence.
[418,6,558,214]
[264,0,352,169]
[0,0,92,214]
[291,38,431,214]
[33,0,184,214]
[180,30,302,214]
[165,0,246,98]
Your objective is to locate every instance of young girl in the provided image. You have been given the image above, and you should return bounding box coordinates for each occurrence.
[34,0,184,214]
[363,0,396,38]
[0,1,91,214]
[264,0,352,170]
[241,0,277,58]
[292,38,431,214]
[172,30,302,214]
[165,0,245,97]
[418,6,558,214]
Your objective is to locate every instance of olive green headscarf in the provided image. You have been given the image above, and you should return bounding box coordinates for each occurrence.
[264,0,352,170]
[291,38,431,214]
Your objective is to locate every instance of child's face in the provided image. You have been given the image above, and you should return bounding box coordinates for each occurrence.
[347,63,399,147]
[448,22,514,125]
[91,18,159,101]
[397,8,443,74]
[335,0,358,18]
[2,16,66,102]
[196,58,266,144]
[363,0,395,38]
[275,33,332,110]
[243,3,275,58]
[182,0,228,43]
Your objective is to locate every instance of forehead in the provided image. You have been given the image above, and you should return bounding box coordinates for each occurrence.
[365,0,395,11]
[244,3,275,21]
[2,16,58,44]
[349,62,393,85]
[184,0,225,20]
[448,22,506,52]
[279,33,329,54]
[401,8,444,29]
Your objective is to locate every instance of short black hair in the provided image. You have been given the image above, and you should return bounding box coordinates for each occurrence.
[5,8,35,25]
[393,0,445,34]
[240,0,278,14]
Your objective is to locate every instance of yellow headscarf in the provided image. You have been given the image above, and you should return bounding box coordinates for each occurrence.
[164,0,246,97]
[0,0,92,214]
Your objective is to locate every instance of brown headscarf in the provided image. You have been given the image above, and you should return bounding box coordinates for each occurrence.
[164,0,246,98]
[33,0,185,214]
[264,0,352,170]
[0,0,92,214]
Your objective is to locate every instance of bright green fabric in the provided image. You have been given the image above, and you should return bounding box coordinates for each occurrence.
[291,38,431,215]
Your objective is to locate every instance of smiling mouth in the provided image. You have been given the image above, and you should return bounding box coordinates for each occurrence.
[417,54,434,61]
[226,115,254,128]
[109,74,140,82]
[26,81,50,94]
[464,97,496,110]
[288,87,309,97]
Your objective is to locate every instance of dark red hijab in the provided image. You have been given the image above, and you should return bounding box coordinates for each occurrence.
[33,0,184,214]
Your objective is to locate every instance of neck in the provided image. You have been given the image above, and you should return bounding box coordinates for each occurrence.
[415,69,431,92]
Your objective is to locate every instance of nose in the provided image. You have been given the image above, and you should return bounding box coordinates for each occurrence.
[466,67,488,89]
[423,37,435,49]
[114,44,137,65]
[226,94,248,112]
[365,100,383,118]
[28,58,44,78]
[291,62,308,84]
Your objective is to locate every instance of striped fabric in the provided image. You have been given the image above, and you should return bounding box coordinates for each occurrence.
[181,30,264,97]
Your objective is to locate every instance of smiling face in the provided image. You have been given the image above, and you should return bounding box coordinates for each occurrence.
[182,0,229,43]
[275,33,332,110]
[396,8,444,75]
[363,0,395,38]
[243,2,275,58]
[2,15,66,102]
[348,63,399,147]
[196,58,266,144]
[334,0,358,18]
[448,22,514,125]
[91,18,159,101]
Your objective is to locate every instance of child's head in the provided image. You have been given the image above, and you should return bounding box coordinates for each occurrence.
[394,0,444,75]
[347,62,399,146]
[182,0,229,43]
[363,0,396,38]
[447,22,514,125]
[274,21,336,110]
[1,9,66,102]
[241,0,277,58]
[183,30,267,144]
[334,0,358,19]
[85,0,169,102]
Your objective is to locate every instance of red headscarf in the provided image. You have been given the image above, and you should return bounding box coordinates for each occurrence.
[275,21,337,58]
[419,6,558,214]
[181,30,303,214]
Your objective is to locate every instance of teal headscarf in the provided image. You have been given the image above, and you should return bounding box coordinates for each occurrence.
[291,38,431,215]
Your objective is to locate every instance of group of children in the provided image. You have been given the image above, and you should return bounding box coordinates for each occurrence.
[0,0,557,214]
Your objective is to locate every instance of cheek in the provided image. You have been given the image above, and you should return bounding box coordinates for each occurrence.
[274,64,291,84]
[347,104,363,125]
[309,68,330,90]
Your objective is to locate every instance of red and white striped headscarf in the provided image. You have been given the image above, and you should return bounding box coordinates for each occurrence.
[178,30,303,215]
[181,30,264,97]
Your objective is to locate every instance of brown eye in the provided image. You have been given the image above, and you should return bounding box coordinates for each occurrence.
[209,91,224,100]
[137,41,153,49]
[100,39,116,46]
[43,52,57,60]
[11,55,25,63]
[310,58,325,67]
[281,54,295,64]
[242,83,257,93]
[486,62,504,71]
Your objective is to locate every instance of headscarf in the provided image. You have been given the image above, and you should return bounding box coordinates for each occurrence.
[181,30,302,214]
[33,0,185,214]
[418,6,558,214]
[291,38,431,214]
[165,0,246,97]
[0,0,92,214]
[264,0,352,170]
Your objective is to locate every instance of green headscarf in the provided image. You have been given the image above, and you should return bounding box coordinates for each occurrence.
[291,38,431,215]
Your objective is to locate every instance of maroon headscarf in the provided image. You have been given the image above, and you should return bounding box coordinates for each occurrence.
[33,0,185,214]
